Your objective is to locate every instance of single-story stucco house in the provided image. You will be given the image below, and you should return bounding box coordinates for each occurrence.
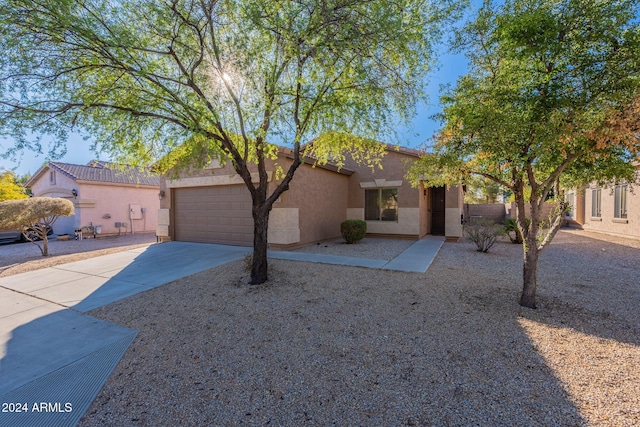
[157,145,464,248]
[565,163,640,240]
[25,161,160,236]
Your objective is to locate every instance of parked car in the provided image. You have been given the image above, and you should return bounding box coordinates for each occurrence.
[0,225,53,244]
[0,229,23,244]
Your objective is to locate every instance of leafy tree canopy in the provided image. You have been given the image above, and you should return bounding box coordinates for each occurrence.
[0,170,29,201]
[0,0,465,282]
[0,0,463,169]
[463,175,503,204]
[408,0,640,308]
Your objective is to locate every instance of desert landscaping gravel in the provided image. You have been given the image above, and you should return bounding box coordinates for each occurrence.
[71,229,639,427]
[295,237,415,260]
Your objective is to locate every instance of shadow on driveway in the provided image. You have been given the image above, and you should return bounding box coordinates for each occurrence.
[0,242,250,427]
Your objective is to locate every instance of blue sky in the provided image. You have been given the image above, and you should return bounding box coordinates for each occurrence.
[0,5,476,176]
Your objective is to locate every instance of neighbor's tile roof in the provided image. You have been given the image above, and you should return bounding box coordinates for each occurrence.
[47,161,160,186]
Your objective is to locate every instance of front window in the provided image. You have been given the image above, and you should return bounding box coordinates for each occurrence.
[591,188,601,218]
[365,188,398,221]
[614,184,628,219]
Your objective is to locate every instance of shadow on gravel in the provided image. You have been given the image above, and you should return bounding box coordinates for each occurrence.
[6,231,635,426]
[531,232,640,347]
[79,251,592,426]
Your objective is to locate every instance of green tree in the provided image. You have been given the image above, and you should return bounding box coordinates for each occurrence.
[409,0,640,308]
[15,172,33,197]
[0,170,29,201]
[0,197,74,256]
[463,175,502,204]
[0,0,463,284]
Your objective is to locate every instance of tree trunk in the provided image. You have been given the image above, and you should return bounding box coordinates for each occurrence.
[42,236,49,256]
[520,235,538,309]
[250,206,270,284]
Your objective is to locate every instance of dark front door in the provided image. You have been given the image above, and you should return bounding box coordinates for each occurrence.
[431,186,446,235]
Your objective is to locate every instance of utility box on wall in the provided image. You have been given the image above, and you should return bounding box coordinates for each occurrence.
[129,204,142,220]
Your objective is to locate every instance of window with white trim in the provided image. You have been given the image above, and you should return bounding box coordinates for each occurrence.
[364,188,398,221]
[49,171,56,185]
[614,184,628,219]
[591,188,601,218]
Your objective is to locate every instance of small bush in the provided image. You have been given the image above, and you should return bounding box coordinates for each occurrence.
[502,218,521,244]
[502,218,530,244]
[464,220,503,253]
[341,219,366,244]
[243,253,253,272]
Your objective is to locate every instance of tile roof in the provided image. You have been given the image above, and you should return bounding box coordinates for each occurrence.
[48,161,160,186]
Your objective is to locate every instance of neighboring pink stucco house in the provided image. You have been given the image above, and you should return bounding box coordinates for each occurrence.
[25,161,160,236]
[565,163,640,241]
[157,145,464,248]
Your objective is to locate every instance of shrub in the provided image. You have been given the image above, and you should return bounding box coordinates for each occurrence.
[0,197,74,256]
[243,253,253,272]
[341,219,366,244]
[502,217,530,244]
[503,218,522,244]
[464,220,503,253]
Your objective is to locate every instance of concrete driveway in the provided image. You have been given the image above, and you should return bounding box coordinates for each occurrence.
[0,242,251,427]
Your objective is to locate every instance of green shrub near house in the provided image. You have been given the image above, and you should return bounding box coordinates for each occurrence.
[341,220,366,244]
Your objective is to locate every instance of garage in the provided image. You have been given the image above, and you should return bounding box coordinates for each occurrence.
[173,185,254,246]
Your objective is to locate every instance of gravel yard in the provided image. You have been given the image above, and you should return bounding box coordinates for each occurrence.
[0,232,157,277]
[294,237,415,260]
[77,229,640,427]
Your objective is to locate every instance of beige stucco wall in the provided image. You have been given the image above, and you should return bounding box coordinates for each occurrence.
[345,207,420,235]
[159,148,466,243]
[269,208,300,245]
[582,184,640,240]
[574,193,585,225]
[343,149,421,237]
[277,159,349,245]
[344,150,419,209]
[445,185,463,238]
[160,156,350,246]
[419,182,430,237]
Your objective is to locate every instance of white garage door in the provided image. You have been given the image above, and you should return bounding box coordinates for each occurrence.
[173,185,254,246]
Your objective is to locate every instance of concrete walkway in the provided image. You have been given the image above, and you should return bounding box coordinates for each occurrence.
[270,235,445,273]
[0,237,443,426]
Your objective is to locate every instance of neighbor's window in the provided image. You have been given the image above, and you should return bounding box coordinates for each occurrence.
[49,171,56,185]
[614,184,628,219]
[591,188,601,218]
[365,188,398,221]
